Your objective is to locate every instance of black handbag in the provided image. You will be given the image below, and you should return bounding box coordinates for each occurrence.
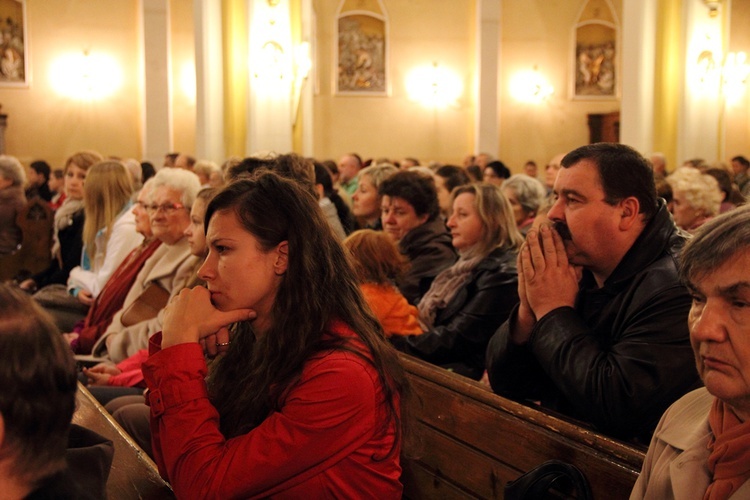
[505,460,593,500]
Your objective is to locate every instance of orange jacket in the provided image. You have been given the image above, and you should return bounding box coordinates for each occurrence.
[360,283,423,337]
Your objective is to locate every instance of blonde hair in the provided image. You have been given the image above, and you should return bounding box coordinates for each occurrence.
[452,183,524,258]
[344,229,409,284]
[358,163,399,190]
[667,167,723,217]
[82,161,134,260]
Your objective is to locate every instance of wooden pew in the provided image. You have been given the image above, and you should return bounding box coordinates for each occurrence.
[73,383,174,499]
[16,197,54,276]
[399,354,646,499]
[0,197,54,280]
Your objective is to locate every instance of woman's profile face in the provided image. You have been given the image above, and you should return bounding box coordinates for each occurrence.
[184,198,208,257]
[671,190,701,230]
[446,192,484,251]
[503,187,530,227]
[435,175,453,217]
[199,210,286,326]
[352,174,380,222]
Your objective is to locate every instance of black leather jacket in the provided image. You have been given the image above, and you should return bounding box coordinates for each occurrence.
[486,202,700,442]
[398,247,519,380]
[397,217,457,305]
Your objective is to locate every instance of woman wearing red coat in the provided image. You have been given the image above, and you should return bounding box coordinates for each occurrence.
[143,171,408,499]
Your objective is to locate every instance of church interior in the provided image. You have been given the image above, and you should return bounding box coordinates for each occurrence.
[0,0,747,179]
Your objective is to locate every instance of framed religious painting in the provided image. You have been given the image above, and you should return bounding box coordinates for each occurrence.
[0,0,27,87]
[335,0,388,96]
[571,0,619,100]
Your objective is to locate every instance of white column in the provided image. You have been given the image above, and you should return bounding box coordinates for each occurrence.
[620,0,656,153]
[475,0,501,156]
[679,0,724,163]
[193,0,225,163]
[299,0,314,156]
[141,0,172,164]
[246,0,294,155]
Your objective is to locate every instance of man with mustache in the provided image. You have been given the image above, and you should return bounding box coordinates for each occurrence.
[486,143,700,443]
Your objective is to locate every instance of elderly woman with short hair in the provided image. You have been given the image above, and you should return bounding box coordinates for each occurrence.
[631,205,750,499]
[91,168,201,363]
[503,174,547,236]
[666,167,723,233]
[0,155,27,256]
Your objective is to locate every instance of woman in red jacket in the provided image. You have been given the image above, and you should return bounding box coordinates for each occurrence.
[143,170,408,499]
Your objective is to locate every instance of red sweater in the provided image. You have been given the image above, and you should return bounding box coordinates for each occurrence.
[142,324,402,499]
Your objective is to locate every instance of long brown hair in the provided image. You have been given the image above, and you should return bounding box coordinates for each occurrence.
[205,171,409,456]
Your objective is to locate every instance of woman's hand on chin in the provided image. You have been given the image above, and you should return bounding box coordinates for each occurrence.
[161,287,256,349]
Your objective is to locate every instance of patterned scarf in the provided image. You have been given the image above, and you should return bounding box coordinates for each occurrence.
[704,397,750,499]
[51,197,84,258]
[417,253,484,329]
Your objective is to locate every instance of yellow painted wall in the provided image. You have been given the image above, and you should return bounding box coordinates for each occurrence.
[725,0,750,161]
[499,0,623,171]
[311,0,476,166]
[311,0,625,171]
[0,0,141,168]
[1,0,745,172]
[171,0,196,156]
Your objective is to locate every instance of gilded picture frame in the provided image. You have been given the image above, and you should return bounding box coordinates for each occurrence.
[335,9,388,96]
[0,0,28,87]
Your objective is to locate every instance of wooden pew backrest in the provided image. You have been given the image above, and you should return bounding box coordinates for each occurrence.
[18,197,54,274]
[73,384,174,499]
[400,354,646,499]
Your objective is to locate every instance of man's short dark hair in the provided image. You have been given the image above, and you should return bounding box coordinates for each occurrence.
[0,284,77,483]
[349,153,363,168]
[680,204,750,285]
[435,165,470,193]
[485,160,511,179]
[378,170,440,220]
[30,160,51,180]
[732,155,750,170]
[562,143,658,221]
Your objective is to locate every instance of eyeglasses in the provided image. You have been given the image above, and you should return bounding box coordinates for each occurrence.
[145,202,187,214]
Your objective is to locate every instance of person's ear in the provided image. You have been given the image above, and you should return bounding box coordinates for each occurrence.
[274,241,288,276]
[0,413,5,449]
[618,197,640,230]
[418,213,429,225]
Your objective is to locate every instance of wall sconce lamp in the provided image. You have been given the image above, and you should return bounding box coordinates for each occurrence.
[405,62,462,109]
[510,67,554,104]
[50,50,122,100]
[703,0,723,18]
[695,48,749,103]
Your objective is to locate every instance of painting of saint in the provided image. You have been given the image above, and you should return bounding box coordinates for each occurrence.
[337,14,386,94]
[575,41,616,97]
[0,0,26,86]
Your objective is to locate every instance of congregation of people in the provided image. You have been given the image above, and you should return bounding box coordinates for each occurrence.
[2,144,750,498]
